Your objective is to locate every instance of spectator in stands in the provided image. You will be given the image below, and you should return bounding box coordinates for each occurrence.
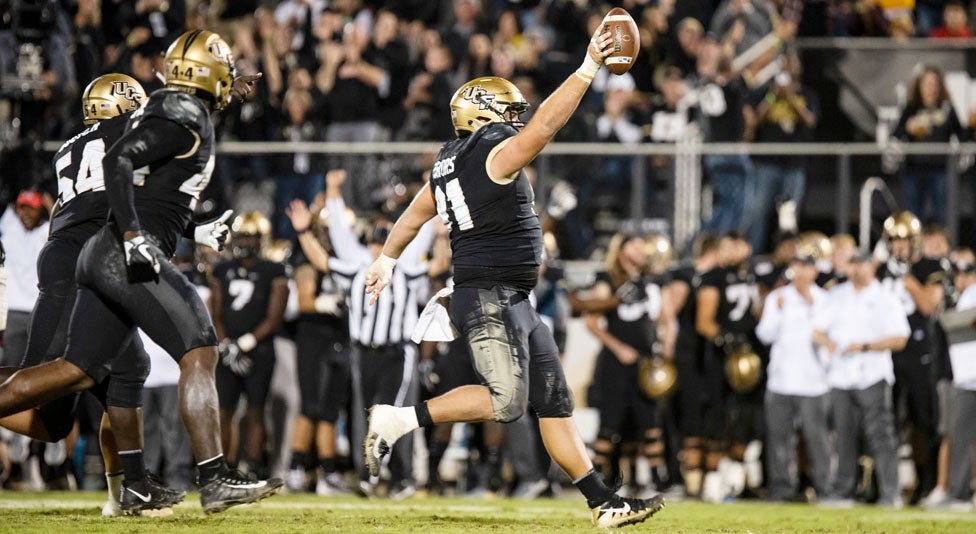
[917,0,948,37]
[442,0,488,68]
[930,1,972,37]
[370,10,411,140]
[813,251,908,507]
[273,88,323,240]
[695,38,756,234]
[458,33,493,81]
[709,0,776,57]
[402,44,456,142]
[672,17,705,77]
[747,53,819,252]
[893,65,968,226]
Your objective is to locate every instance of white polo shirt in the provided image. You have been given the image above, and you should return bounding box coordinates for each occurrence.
[756,284,829,397]
[0,208,48,312]
[813,280,910,391]
[949,285,976,391]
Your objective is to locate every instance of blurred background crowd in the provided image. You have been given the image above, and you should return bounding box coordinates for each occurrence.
[3,0,976,512]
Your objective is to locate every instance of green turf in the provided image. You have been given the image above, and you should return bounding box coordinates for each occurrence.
[0,491,974,533]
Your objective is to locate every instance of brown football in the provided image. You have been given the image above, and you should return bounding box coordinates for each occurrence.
[602,8,640,76]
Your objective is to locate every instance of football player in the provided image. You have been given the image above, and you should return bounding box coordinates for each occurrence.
[695,232,764,500]
[876,211,947,502]
[664,234,720,497]
[285,201,353,495]
[0,73,228,515]
[210,212,289,478]
[0,30,280,513]
[361,15,665,528]
[583,233,674,494]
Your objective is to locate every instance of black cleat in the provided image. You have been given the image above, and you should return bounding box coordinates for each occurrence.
[120,475,186,515]
[199,469,283,514]
[591,493,665,528]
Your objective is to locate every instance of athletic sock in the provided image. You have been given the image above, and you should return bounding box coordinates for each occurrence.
[197,454,227,485]
[414,401,434,428]
[427,437,449,484]
[118,450,147,484]
[106,471,123,504]
[290,452,308,471]
[319,457,337,475]
[574,468,615,509]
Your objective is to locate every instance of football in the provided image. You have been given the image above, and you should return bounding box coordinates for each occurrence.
[602,8,640,75]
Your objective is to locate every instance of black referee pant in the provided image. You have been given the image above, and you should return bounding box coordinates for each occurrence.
[351,342,415,484]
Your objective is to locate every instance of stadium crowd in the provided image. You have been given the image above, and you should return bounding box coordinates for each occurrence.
[1,0,976,515]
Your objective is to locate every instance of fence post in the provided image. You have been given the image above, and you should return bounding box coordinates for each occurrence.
[631,154,647,221]
[836,153,851,235]
[947,153,960,245]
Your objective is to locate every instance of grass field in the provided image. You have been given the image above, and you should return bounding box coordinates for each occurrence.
[0,491,974,533]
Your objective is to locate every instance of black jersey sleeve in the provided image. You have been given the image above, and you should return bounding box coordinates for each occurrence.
[143,90,211,131]
[103,117,196,234]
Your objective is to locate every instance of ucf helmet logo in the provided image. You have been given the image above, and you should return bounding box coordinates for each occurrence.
[110,81,142,105]
[461,85,496,111]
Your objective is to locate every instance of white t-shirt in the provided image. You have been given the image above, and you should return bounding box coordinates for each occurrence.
[756,284,829,397]
[0,209,48,312]
[813,280,910,391]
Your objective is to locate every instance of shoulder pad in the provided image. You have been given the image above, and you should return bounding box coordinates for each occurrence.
[142,89,209,130]
[478,123,518,143]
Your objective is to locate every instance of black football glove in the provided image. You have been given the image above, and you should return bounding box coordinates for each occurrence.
[123,235,161,283]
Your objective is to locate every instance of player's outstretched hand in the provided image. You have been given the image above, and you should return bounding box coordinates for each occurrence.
[123,235,161,284]
[231,72,263,100]
[195,210,233,251]
[587,25,615,66]
[364,254,398,305]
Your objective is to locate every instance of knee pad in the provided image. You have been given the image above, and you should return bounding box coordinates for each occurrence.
[491,386,527,423]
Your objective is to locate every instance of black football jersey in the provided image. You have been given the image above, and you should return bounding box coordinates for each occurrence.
[596,272,661,354]
[878,257,949,354]
[122,89,215,257]
[751,257,787,292]
[699,266,760,337]
[670,264,700,340]
[429,123,543,291]
[51,115,130,239]
[214,259,288,339]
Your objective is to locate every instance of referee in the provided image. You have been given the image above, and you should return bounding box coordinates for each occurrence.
[322,170,435,495]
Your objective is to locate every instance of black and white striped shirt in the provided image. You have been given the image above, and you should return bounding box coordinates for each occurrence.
[326,197,435,347]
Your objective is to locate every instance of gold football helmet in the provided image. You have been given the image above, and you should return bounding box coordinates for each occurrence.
[231,211,271,260]
[644,234,672,275]
[725,346,762,393]
[797,231,832,262]
[232,211,271,237]
[638,356,678,399]
[81,74,146,125]
[450,77,529,137]
[883,211,922,241]
[164,30,235,110]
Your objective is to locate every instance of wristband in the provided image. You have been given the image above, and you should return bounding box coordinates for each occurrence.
[576,54,600,83]
[377,253,398,271]
[237,333,257,353]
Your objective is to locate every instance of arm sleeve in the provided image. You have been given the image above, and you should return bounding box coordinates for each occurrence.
[325,197,371,265]
[102,117,196,234]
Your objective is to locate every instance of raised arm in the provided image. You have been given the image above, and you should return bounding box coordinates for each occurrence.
[364,182,438,304]
[286,199,330,273]
[487,26,614,182]
[323,170,370,265]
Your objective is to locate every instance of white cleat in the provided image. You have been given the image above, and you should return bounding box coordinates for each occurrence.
[363,405,411,478]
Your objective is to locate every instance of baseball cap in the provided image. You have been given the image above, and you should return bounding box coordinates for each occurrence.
[16,191,43,209]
